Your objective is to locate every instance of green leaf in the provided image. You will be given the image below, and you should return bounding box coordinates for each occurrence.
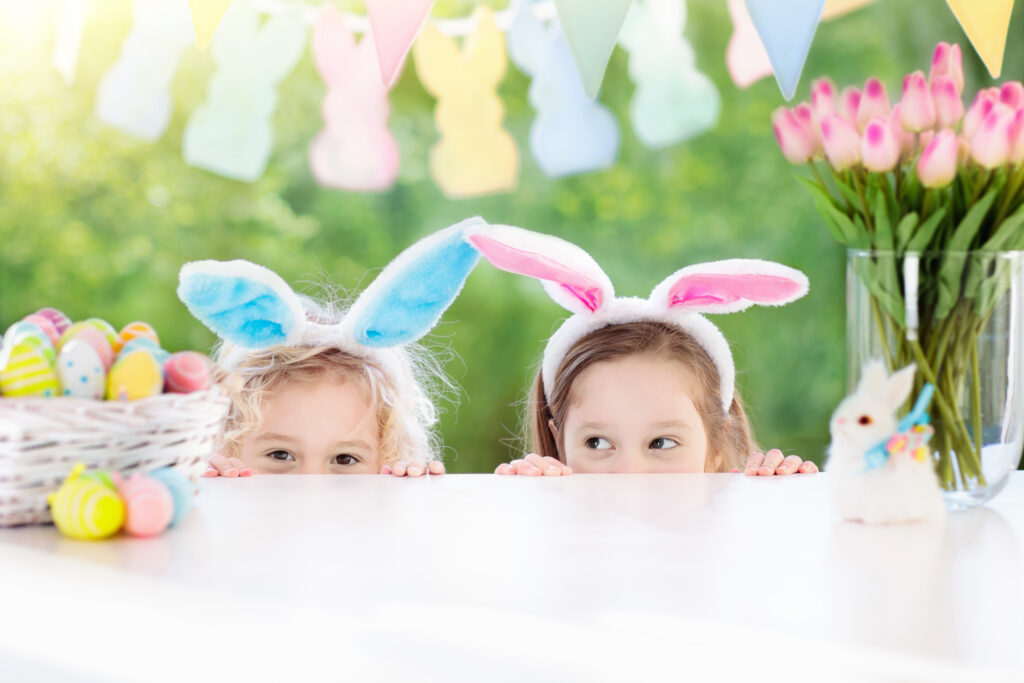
[906,207,947,252]
[981,206,1024,251]
[873,191,894,251]
[836,176,862,211]
[895,213,918,251]
[935,189,998,318]
[801,177,859,245]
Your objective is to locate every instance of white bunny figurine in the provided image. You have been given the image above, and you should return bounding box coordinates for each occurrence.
[827,361,945,524]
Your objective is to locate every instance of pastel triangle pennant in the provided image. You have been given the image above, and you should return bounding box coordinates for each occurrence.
[822,0,877,20]
[189,0,233,50]
[553,0,633,99]
[744,0,825,100]
[946,0,1014,78]
[366,0,434,86]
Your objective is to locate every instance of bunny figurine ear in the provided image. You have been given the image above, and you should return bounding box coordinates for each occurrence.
[650,259,808,315]
[465,223,614,315]
[345,217,484,348]
[177,260,307,349]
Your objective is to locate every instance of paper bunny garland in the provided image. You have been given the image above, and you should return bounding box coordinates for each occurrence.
[177,218,482,370]
[466,224,809,412]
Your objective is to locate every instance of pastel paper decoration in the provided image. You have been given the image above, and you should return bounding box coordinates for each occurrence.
[507,1,619,177]
[366,0,434,87]
[182,0,307,182]
[310,6,399,192]
[553,0,632,99]
[94,0,193,141]
[52,0,91,85]
[726,0,773,89]
[188,0,233,50]
[413,8,518,198]
[619,0,719,148]
[821,0,877,20]
[946,0,1015,78]
[743,0,826,100]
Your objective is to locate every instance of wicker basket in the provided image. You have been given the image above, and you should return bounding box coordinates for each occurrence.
[0,388,230,527]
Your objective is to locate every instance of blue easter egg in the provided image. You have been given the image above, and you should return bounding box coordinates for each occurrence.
[148,467,196,527]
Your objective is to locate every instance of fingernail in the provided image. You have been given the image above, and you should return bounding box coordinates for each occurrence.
[546,467,560,475]
[759,467,772,474]
[408,466,422,476]
[226,468,238,476]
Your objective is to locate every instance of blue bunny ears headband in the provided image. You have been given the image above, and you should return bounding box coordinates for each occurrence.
[177,217,483,370]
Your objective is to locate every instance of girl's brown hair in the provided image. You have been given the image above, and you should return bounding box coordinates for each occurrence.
[528,321,756,472]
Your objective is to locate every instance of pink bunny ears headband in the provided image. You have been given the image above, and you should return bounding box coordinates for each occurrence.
[465,224,810,413]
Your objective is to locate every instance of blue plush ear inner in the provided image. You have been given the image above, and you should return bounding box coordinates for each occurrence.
[178,272,296,348]
[353,232,480,347]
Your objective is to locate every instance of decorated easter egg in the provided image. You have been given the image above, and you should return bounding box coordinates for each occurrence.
[80,469,117,490]
[148,468,196,527]
[35,308,72,335]
[22,314,61,348]
[57,339,106,399]
[114,321,160,353]
[83,318,118,350]
[3,321,55,363]
[106,349,163,401]
[115,472,173,537]
[119,337,170,365]
[49,464,125,540]
[164,351,211,394]
[59,324,114,371]
[0,338,59,397]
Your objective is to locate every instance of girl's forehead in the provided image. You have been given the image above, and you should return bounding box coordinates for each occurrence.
[567,355,703,423]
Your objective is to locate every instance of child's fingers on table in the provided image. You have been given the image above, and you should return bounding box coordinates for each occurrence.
[798,460,820,474]
[509,458,542,476]
[428,461,445,475]
[776,455,803,475]
[495,463,514,475]
[758,449,786,476]
[391,461,409,477]
[524,453,570,476]
[744,452,765,475]
[208,453,244,477]
[406,463,425,477]
[379,465,393,475]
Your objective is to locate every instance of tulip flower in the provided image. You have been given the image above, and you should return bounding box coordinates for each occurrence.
[772,106,817,164]
[811,78,836,119]
[931,76,964,128]
[900,71,936,132]
[917,129,959,187]
[890,105,915,158]
[1000,82,1024,110]
[970,103,1017,169]
[820,113,861,170]
[930,42,964,95]
[793,103,823,158]
[841,86,862,125]
[857,78,890,132]
[861,116,900,172]
[963,88,1000,140]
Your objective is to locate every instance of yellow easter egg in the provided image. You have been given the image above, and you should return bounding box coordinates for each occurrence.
[0,339,59,397]
[114,321,160,353]
[105,349,163,401]
[49,465,125,540]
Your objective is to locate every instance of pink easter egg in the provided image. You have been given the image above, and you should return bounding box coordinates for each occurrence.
[116,473,173,537]
[163,351,211,394]
[34,308,72,335]
[61,325,114,371]
[22,314,60,348]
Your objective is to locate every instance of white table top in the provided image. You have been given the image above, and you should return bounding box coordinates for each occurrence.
[2,473,1023,682]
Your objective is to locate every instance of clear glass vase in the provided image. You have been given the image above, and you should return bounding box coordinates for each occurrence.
[847,249,1024,510]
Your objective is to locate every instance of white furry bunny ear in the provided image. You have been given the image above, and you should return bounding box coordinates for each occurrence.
[465,223,614,315]
[649,259,809,315]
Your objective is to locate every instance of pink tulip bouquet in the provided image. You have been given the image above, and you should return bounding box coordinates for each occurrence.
[773,43,1024,496]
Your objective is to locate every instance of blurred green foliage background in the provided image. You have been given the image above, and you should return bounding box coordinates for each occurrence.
[2,0,1021,471]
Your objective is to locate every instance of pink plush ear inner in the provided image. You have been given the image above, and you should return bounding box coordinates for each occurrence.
[669,273,803,308]
[470,234,604,312]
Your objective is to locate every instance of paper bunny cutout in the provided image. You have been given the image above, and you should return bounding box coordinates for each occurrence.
[618,0,720,149]
[95,0,193,141]
[309,6,400,192]
[178,218,483,368]
[182,0,307,182]
[413,7,519,198]
[726,0,774,89]
[507,1,619,178]
[465,224,808,411]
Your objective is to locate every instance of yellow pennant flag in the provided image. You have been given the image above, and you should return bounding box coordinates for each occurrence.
[189,0,233,50]
[822,0,877,21]
[946,0,1014,78]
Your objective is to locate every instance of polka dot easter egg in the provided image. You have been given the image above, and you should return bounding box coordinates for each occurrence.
[34,308,72,335]
[148,468,196,527]
[57,339,106,399]
[114,321,159,354]
[0,338,59,397]
[106,349,163,401]
[59,324,114,371]
[114,472,174,537]
[49,464,125,540]
[164,351,211,394]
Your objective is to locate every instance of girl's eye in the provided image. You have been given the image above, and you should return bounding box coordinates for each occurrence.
[649,437,679,450]
[267,450,294,461]
[585,437,612,450]
[333,454,360,466]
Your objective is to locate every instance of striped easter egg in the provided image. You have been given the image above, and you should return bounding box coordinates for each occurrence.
[114,321,160,353]
[164,351,211,394]
[3,321,55,363]
[49,466,125,540]
[106,349,163,401]
[0,339,59,397]
[118,337,170,365]
[34,308,72,335]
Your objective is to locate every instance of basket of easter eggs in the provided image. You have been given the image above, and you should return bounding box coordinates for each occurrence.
[0,308,229,527]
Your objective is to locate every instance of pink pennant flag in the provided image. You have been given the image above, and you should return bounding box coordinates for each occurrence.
[366,0,434,86]
[726,0,773,89]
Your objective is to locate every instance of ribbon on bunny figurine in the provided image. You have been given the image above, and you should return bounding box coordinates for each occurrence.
[465,224,809,413]
[863,383,936,471]
[176,217,482,370]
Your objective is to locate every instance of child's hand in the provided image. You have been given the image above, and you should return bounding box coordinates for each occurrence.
[379,461,445,477]
[495,453,572,476]
[741,449,819,476]
[203,453,256,478]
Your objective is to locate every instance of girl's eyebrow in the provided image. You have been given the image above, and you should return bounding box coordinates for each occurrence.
[255,432,298,443]
[332,440,373,451]
[650,421,692,431]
